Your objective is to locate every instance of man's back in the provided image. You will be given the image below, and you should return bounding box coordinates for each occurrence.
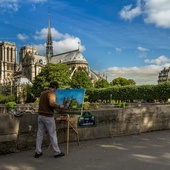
[38,89,55,117]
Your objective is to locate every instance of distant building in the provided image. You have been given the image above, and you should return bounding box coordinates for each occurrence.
[19,45,46,82]
[0,41,18,94]
[0,11,103,102]
[158,67,170,84]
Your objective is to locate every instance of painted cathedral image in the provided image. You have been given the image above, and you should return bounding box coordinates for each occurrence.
[0,12,102,101]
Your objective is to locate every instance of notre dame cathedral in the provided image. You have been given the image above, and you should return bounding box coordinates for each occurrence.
[0,12,102,102]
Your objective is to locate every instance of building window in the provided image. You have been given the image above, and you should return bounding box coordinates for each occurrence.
[7,48,9,61]
[11,48,13,62]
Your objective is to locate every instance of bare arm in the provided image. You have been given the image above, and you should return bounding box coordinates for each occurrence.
[48,92,60,108]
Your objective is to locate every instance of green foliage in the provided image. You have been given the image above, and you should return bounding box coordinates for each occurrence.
[2,85,11,96]
[6,101,16,112]
[86,88,101,102]
[83,102,90,110]
[24,84,36,103]
[127,79,136,85]
[110,77,136,86]
[71,71,93,89]
[0,94,6,103]
[84,94,89,102]
[86,83,170,103]
[31,63,71,97]
[95,79,110,88]
[34,98,40,104]
[155,82,170,101]
[5,95,16,103]
[69,99,82,109]
[116,101,128,108]
[92,102,99,108]
[0,94,16,104]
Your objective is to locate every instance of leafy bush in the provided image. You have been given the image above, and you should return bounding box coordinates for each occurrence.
[5,95,16,103]
[0,94,6,103]
[92,102,99,108]
[0,94,16,104]
[83,102,90,110]
[34,98,40,104]
[6,101,16,112]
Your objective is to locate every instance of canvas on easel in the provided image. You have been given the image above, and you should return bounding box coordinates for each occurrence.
[55,88,85,115]
[54,88,85,155]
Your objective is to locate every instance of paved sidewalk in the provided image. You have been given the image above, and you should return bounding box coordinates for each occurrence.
[0,130,170,170]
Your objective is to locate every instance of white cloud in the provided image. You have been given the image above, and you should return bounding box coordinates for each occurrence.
[137,46,149,58]
[34,28,68,40]
[17,33,29,41]
[34,28,48,40]
[0,0,47,13]
[53,38,85,54]
[144,55,170,65]
[120,0,170,28]
[103,55,170,85]
[143,0,170,28]
[105,65,161,85]
[119,0,142,20]
[33,28,85,55]
[0,0,19,13]
[137,46,149,52]
[33,44,46,55]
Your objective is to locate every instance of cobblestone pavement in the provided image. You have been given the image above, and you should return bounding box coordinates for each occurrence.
[0,130,170,170]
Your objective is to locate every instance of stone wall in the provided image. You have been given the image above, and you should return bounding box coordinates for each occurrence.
[0,105,170,154]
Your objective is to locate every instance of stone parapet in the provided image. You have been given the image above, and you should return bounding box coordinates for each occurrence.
[0,105,170,154]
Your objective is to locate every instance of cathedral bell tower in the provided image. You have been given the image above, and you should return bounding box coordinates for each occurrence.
[46,9,53,63]
[0,42,17,84]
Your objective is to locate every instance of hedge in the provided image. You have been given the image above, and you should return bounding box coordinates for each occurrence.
[86,82,170,102]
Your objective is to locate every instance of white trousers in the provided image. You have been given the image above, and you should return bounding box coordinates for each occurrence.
[35,115,61,155]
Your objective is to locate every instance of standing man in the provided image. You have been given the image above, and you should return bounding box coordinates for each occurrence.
[35,81,65,158]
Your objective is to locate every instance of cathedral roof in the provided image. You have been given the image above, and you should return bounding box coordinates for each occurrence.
[50,49,88,64]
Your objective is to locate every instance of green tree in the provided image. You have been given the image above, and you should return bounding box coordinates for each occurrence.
[71,71,93,89]
[110,77,136,86]
[95,79,110,88]
[2,84,11,95]
[127,79,136,85]
[31,63,71,97]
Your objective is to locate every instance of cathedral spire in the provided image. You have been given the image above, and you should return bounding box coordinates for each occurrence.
[46,7,53,63]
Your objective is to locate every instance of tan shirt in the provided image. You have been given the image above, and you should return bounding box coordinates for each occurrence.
[38,89,60,117]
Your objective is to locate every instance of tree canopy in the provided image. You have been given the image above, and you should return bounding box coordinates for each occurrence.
[31,63,71,97]
[71,71,93,89]
[110,77,136,86]
[95,79,110,88]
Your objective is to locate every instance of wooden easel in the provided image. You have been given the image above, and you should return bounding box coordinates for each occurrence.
[48,113,80,156]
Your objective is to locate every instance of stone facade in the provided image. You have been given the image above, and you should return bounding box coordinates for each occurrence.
[0,105,170,154]
[158,67,170,84]
[0,41,17,88]
[19,46,46,82]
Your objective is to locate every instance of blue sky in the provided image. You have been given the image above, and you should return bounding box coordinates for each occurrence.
[1,0,170,85]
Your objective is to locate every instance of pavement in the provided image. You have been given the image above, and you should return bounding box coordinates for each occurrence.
[0,130,170,170]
